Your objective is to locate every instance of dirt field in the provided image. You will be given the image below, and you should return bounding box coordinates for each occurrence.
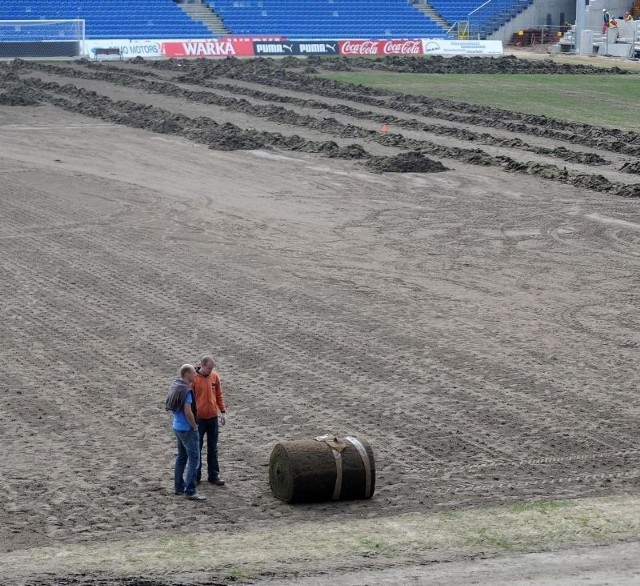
[1,55,640,583]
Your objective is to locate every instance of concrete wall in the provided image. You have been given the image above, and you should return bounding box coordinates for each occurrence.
[490,0,635,43]
[490,0,575,42]
[584,0,633,31]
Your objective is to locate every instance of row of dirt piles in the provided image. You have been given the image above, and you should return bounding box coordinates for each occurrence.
[1,57,639,192]
[178,80,610,166]
[621,161,640,174]
[316,54,631,75]
[0,70,39,105]
[166,57,640,156]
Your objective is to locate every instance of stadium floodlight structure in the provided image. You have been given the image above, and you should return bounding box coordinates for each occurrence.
[0,19,85,58]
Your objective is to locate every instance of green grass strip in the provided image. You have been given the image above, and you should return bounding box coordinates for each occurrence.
[2,495,640,583]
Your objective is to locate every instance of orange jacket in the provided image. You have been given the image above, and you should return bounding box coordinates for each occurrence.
[191,369,225,420]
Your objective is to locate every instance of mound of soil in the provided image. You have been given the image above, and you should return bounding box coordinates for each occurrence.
[0,86,40,106]
[620,161,640,174]
[366,151,449,173]
[320,54,630,75]
[298,141,369,159]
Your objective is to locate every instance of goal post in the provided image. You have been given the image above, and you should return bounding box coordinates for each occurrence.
[0,19,86,58]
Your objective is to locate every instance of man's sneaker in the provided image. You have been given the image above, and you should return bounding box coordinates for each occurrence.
[185,492,206,501]
[174,490,183,495]
[209,478,225,486]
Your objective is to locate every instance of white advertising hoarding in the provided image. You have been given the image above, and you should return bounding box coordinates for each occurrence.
[83,39,164,58]
[422,39,503,55]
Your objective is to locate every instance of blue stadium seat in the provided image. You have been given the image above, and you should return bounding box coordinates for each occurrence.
[429,0,534,36]
[0,0,211,39]
[206,0,447,39]
[0,0,534,41]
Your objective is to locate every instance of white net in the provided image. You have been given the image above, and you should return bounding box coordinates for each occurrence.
[0,19,85,58]
[0,19,85,43]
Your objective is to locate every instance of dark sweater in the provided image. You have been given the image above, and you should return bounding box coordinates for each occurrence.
[165,378,197,418]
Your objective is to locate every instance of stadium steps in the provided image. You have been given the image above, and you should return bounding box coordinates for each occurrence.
[413,1,450,33]
[177,2,229,36]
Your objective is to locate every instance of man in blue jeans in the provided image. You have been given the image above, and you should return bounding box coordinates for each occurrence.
[192,356,227,486]
[165,364,205,501]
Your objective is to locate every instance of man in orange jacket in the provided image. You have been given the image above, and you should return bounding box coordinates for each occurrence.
[191,355,227,486]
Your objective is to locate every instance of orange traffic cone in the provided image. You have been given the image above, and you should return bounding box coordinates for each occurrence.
[381,123,388,134]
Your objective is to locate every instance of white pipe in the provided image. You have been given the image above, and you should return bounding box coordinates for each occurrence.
[575,0,586,53]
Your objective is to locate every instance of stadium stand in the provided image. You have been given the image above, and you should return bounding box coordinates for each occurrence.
[205,0,447,38]
[0,0,212,40]
[0,0,536,41]
[428,0,535,37]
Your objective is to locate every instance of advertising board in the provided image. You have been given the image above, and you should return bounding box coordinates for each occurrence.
[338,39,423,56]
[84,39,164,58]
[162,38,256,58]
[421,39,503,55]
[83,37,503,60]
[84,37,271,59]
[253,41,339,56]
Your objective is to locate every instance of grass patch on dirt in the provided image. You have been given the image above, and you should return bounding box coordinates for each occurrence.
[318,71,640,132]
[2,495,640,584]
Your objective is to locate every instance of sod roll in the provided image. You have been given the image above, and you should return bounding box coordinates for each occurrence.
[269,435,375,504]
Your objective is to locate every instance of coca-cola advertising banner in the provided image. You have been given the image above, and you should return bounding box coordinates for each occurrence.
[253,41,340,56]
[339,39,423,56]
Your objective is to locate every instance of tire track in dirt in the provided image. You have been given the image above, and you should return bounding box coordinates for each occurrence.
[3,158,633,528]
[192,237,640,499]
[3,55,640,552]
[0,176,263,545]
[0,169,415,540]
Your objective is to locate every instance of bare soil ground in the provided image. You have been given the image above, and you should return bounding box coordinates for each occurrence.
[1,55,640,584]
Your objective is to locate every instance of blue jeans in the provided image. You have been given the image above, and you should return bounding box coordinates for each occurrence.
[197,417,220,482]
[174,429,200,496]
